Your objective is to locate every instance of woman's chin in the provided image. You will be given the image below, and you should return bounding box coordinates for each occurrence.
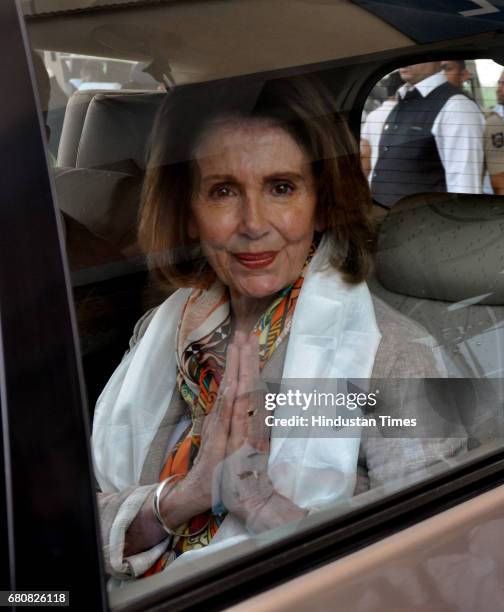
[233,275,289,299]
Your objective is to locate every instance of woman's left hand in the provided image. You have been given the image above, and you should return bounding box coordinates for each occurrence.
[219,331,275,527]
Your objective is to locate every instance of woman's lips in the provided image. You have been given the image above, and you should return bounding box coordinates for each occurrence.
[233,251,278,269]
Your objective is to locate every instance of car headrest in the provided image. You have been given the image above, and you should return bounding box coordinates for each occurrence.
[57,89,127,168]
[76,91,165,174]
[375,192,504,306]
[54,167,142,250]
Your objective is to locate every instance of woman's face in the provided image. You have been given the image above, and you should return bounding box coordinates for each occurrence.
[189,118,322,299]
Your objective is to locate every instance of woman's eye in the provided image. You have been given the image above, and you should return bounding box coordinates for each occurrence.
[271,182,295,196]
[210,185,235,199]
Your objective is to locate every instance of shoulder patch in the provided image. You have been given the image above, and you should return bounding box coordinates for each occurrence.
[492,132,504,148]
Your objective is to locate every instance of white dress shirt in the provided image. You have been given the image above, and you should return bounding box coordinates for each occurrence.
[492,104,504,119]
[361,98,397,180]
[395,72,484,194]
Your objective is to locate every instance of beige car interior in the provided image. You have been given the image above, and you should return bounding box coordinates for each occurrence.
[372,193,504,448]
[54,88,167,402]
[56,89,164,262]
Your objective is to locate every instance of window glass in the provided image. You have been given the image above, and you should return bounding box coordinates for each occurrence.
[23,2,504,606]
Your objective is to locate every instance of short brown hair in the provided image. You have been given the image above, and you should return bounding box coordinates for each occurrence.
[139,74,374,288]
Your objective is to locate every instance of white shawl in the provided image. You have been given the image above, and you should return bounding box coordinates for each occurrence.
[92,241,381,560]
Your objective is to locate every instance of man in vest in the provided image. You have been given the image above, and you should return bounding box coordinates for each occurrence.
[371,61,485,208]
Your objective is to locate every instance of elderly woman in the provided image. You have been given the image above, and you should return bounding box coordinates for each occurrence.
[92,76,466,581]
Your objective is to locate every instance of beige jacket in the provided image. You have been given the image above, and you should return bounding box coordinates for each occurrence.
[97,295,467,579]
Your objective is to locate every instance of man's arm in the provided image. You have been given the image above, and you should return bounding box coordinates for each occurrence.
[360,137,371,178]
[490,173,504,195]
[433,95,485,194]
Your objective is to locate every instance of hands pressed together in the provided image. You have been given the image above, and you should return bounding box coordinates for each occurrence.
[164,330,277,532]
[126,331,307,556]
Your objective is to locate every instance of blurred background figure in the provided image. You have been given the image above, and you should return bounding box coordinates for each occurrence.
[360,70,402,181]
[442,60,504,195]
[493,70,504,118]
[370,61,484,208]
[440,59,472,91]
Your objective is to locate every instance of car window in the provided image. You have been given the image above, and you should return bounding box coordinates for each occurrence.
[22,2,504,609]
[361,59,504,206]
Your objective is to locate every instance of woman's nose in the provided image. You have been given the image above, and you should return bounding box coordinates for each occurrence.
[238,193,269,239]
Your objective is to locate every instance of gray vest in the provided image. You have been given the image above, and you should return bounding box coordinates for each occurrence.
[371,82,465,208]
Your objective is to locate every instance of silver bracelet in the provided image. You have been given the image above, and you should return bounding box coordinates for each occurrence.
[152,475,209,538]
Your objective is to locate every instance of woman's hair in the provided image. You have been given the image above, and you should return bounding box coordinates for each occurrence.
[139,74,375,288]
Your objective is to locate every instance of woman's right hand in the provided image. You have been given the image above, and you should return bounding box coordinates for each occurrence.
[158,342,239,528]
[125,348,238,555]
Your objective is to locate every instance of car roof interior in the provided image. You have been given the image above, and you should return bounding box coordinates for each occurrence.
[23,0,412,85]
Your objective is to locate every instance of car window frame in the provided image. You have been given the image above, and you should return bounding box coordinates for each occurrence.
[108,446,504,611]
[0,0,107,605]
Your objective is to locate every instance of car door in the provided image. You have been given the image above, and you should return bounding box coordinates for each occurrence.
[0,0,106,606]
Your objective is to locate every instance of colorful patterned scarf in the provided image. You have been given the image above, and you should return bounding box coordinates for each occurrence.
[146,243,317,574]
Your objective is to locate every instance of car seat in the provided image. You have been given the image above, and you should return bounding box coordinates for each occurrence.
[54,90,167,407]
[57,89,164,170]
[371,192,504,448]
